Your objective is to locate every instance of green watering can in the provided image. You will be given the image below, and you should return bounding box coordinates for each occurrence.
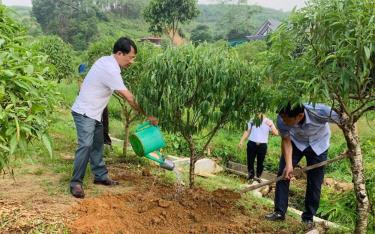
[129,122,175,171]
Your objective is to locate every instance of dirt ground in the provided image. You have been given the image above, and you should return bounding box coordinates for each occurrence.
[0,163,302,234]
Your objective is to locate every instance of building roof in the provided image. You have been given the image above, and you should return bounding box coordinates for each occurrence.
[245,19,281,41]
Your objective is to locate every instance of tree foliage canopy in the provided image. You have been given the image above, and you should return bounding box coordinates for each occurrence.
[143,0,199,37]
[135,43,267,186]
[268,0,374,117]
[267,0,374,232]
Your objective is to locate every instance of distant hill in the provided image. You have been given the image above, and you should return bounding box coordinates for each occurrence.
[7,3,288,45]
[197,4,287,25]
[193,4,288,37]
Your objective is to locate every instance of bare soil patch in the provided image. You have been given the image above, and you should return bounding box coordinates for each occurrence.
[0,163,302,234]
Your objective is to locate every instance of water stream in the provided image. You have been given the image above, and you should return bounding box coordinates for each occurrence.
[172,167,185,196]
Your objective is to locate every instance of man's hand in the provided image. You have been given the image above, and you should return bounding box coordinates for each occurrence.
[147,116,158,125]
[283,164,294,180]
[238,142,244,149]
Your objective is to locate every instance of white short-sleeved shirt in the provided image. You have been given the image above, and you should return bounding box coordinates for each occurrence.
[247,118,273,143]
[72,55,127,121]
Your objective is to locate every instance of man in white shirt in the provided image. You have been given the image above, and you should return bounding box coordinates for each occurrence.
[239,114,279,181]
[70,37,158,198]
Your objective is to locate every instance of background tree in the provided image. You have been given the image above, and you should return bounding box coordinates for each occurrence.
[143,0,199,42]
[217,0,260,40]
[32,35,75,82]
[0,5,58,169]
[190,24,213,45]
[32,0,99,50]
[267,0,374,232]
[136,43,268,187]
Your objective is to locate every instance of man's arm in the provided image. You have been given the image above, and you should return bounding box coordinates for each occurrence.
[281,135,294,180]
[276,115,293,179]
[116,89,158,125]
[238,129,251,148]
[265,119,279,136]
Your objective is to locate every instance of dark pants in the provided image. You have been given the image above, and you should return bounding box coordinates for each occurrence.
[274,142,327,221]
[70,111,108,187]
[102,106,111,145]
[247,141,268,178]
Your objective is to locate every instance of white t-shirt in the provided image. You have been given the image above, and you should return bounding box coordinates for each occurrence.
[72,55,127,121]
[247,118,274,143]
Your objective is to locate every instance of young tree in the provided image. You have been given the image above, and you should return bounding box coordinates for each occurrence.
[143,0,199,42]
[136,43,268,187]
[267,0,374,232]
[0,5,58,169]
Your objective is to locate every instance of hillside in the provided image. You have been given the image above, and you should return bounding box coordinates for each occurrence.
[9,3,288,42]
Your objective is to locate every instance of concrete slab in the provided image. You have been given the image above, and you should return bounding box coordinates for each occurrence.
[194,158,223,176]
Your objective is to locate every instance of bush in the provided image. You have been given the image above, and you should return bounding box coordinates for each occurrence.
[190,24,213,45]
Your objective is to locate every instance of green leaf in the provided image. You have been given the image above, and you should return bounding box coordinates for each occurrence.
[9,134,18,155]
[42,134,53,158]
[364,46,371,60]
[0,144,9,152]
[4,70,15,77]
[24,65,34,75]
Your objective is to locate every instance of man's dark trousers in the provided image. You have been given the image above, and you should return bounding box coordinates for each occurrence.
[247,140,268,178]
[70,111,108,188]
[274,142,327,221]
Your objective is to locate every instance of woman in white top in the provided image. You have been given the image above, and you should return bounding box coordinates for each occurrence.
[239,114,278,181]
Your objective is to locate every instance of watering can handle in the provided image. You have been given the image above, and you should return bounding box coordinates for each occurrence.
[145,151,165,164]
[136,121,151,132]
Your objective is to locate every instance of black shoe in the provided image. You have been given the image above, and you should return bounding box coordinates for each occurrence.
[247,174,254,180]
[254,176,262,183]
[265,212,285,221]
[94,178,119,186]
[70,184,85,199]
[302,220,315,230]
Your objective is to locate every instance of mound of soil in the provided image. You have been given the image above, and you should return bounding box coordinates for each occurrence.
[67,171,251,234]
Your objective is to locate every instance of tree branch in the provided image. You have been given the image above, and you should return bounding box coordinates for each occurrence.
[56,0,79,10]
[353,105,375,123]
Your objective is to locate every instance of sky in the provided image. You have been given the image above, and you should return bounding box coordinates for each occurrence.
[198,0,306,11]
[2,0,306,11]
[3,0,32,7]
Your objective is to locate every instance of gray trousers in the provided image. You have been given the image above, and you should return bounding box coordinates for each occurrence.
[70,111,108,187]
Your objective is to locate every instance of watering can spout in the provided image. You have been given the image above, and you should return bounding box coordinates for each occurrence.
[160,159,175,171]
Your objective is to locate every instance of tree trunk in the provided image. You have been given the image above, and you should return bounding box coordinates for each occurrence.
[341,122,369,234]
[123,122,130,158]
[122,106,130,158]
[187,135,196,188]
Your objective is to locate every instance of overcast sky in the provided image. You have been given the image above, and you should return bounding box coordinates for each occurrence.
[3,0,306,11]
[3,0,32,7]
